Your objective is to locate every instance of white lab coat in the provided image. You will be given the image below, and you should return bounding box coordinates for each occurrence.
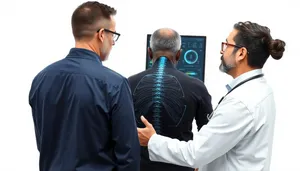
[148,69,276,171]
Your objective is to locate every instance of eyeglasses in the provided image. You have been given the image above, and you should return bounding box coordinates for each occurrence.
[97,28,121,42]
[221,42,243,52]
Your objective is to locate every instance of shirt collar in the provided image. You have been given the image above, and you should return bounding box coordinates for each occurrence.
[67,48,102,64]
[152,56,175,69]
[226,69,263,91]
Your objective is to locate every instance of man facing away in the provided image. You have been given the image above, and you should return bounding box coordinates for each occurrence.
[137,21,286,171]
[128,28,213,171]
[28,2,140,171]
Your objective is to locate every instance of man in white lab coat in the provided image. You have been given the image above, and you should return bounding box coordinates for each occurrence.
[137,21,286,171]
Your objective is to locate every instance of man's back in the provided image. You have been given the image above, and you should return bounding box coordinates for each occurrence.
[29,48,140,171]
[128,57,213,171]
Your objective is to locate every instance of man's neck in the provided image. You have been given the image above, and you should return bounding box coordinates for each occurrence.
[153,54,175,64]
[75,41,100,57]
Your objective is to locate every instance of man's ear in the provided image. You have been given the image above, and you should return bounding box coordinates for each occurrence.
[175,49,182,61]
[236,47,248,62]
[98,28,105,42]
[148,47,153,60]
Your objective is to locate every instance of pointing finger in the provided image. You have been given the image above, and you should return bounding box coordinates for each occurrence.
[141,115,152,127]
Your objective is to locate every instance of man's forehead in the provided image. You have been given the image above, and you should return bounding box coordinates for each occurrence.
[110,16,116,26]
[227,29,238,43]
[106,16,116,31]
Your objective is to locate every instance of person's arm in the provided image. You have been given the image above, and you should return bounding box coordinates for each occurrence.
[111,78,140,171]
[31,107,41,151]
[147,96,254,168]
[32,111,41,152]
[29,78,41,152]
[195,86,213,131]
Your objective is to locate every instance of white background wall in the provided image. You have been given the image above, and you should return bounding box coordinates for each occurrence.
[0,0,299,170]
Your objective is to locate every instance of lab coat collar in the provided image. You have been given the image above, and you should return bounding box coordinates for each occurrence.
[226,69,263,92]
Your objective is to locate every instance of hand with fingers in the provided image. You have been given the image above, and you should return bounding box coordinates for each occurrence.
[137,116,156,146]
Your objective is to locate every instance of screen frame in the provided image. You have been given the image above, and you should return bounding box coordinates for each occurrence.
[145,34,207,82]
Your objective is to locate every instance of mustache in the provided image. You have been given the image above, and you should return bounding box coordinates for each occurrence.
[220,56,225,64]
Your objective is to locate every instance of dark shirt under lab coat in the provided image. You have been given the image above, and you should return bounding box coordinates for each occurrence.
[29,48,140,171]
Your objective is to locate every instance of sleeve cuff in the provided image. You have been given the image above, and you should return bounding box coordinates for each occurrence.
[148,133,163,161]
[148,133,159,146]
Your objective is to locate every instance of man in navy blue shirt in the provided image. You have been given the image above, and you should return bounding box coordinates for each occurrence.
[28,2,140,171]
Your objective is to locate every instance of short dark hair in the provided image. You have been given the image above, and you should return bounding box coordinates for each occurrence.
[233,21,286,68]
[71,1,117,40]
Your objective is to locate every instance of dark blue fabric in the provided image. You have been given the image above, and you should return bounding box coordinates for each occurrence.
[29,48,140,171]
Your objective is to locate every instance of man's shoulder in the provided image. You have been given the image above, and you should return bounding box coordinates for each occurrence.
[128,70,151,82]
[32,59,64,79]
[128,69,206,87]
[100,66,127,85]
[188,76,207,89]
[174,70,207,89]
[101,66,126,80]
[229,79,274,110]
[33,59,127,88]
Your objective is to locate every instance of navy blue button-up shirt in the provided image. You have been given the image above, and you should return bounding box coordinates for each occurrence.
[29,48,140,171]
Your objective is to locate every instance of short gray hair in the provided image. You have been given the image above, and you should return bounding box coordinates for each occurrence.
[150,28,181,54]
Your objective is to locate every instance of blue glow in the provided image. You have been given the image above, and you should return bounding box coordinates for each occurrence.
[152,56,167,133]
[184,49,199,64]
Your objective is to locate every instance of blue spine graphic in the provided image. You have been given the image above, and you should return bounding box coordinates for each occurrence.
[152,57,167,133]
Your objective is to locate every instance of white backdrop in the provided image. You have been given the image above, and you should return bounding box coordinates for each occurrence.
[0,0,299,170]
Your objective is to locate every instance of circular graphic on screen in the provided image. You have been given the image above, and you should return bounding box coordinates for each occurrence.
[184,50,198,64]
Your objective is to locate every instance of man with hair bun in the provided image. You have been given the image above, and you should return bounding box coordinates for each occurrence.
[137,21,286,171]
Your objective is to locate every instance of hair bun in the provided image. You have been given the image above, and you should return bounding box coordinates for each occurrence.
[268,39,286,60]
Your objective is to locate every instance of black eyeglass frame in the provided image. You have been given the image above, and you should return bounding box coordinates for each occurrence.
[97,28,121,42]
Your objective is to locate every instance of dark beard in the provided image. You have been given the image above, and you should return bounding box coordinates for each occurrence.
[219,55,233,73]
